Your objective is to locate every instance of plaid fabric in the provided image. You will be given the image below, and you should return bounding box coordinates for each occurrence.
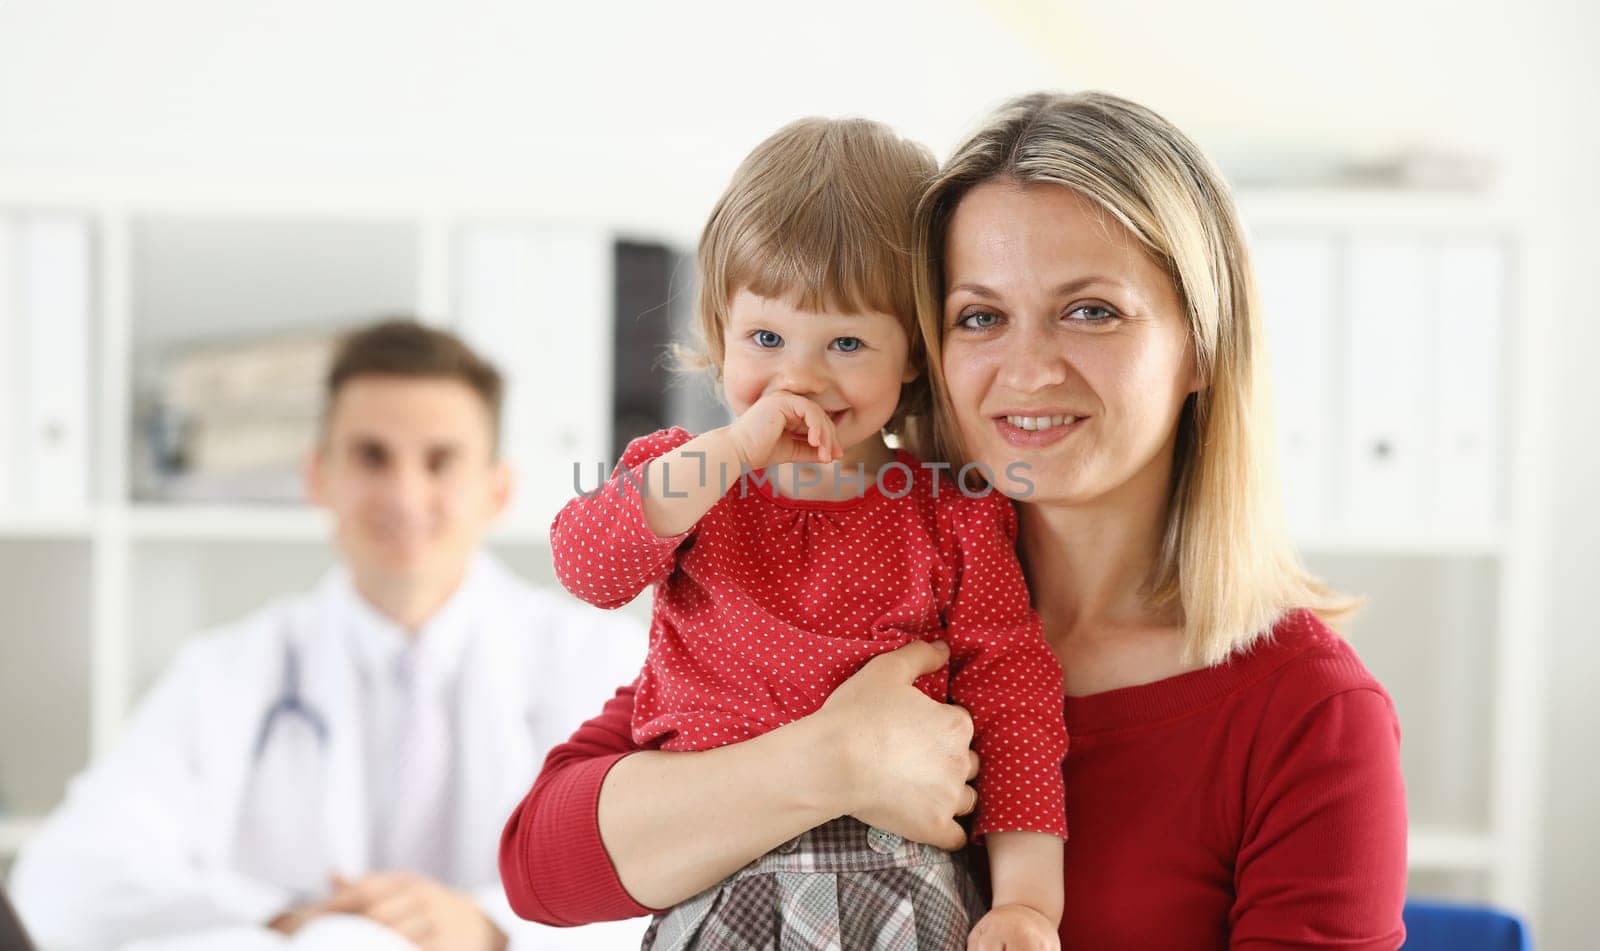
[642,817,985,951]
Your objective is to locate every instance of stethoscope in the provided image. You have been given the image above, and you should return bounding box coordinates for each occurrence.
[251,637,330,763]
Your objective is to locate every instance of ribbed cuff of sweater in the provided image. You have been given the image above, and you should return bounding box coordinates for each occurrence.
[506,751,660,926]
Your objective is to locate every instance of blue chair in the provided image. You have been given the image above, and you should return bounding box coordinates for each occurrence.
[1402,899,1531,950]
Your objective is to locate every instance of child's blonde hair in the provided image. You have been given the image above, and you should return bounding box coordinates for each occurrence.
[908,92,1357,666]
[679,117,938,434]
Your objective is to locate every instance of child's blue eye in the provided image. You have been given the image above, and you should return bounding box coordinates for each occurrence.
[832,337,863,353]
[754,330,783,348]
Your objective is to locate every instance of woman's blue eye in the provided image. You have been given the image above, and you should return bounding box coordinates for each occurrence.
[957,311,1000,330]
[832,337,863,353]
[754,330,783,348]
[1069,304,1118,322]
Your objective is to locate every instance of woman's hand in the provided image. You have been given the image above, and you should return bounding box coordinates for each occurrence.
[726,390,844,470]
[581,640,977,910]
[816,639,980,852]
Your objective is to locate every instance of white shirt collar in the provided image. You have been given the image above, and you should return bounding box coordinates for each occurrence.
[323,552,501,693]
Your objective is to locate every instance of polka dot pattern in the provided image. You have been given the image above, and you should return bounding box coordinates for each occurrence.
[551,427,1068,839]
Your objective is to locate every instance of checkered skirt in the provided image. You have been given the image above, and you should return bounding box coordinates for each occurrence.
[641,816,986,951]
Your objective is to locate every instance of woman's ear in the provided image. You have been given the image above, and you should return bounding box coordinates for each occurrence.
[1184,338,1206,394]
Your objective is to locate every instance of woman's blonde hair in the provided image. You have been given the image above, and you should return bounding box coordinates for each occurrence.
[677,116,938,434]
[907,91,1355,666]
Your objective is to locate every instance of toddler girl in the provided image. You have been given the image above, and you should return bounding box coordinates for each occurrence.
[552,117,1067,951]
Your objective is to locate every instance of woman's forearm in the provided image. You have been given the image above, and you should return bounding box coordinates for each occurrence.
[598,713,847,908]
[599,641,975,908]
[498,642,970,923]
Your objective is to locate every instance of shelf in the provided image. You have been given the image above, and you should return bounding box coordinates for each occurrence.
[1236,189,1520,232]
[0,513,95,539]
[122,504,550,545]
[1409,827,1498,871]
[1295,533,1503,558]
[126,504,331,541]
[487,522,550,545]
[0,814,41,857]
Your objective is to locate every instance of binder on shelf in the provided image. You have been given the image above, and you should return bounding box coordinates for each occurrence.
[18,215,92,513]
[1253,232,1338,540]
[454,225,613,530]
[1339,237,1430,539]
[1429,240,1504,537]
[612,240,676,462]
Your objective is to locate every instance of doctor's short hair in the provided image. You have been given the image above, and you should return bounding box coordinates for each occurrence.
[323,318,505,451]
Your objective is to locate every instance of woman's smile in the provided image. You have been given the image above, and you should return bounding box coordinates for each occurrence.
[993,413,1088,448]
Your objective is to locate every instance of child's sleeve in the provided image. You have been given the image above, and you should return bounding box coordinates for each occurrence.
[550,426,699,610]
[940,490,1069,841]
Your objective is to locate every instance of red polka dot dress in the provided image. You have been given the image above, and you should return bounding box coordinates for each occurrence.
[551,427,1067,840]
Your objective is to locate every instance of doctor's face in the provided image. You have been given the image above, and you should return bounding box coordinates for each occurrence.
[307,375,510,598]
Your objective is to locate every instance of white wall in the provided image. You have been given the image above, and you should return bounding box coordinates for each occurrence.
[1522,4,1600,949]
[3,0,1596,943]
[0,0,1552,222]
[0,1,1071,234]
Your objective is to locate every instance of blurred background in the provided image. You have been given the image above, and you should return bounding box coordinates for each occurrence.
[0,0,1595,945]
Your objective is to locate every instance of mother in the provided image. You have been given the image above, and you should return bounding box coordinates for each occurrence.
[500,92,1407,948]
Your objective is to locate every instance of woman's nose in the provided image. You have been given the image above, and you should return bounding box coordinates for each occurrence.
[997,326,1071,392]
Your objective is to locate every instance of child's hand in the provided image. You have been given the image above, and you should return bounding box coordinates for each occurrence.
[726,390,845,470]
[967,903,1060,951]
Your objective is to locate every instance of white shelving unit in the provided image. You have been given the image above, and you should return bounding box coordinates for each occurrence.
[0,188,1546,926]
[1241,189,1544,921]
[0,200,631,874]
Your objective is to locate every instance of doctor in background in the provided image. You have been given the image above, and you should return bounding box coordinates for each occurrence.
[9,320,650,950]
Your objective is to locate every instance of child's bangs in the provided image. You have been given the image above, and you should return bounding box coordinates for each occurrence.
[725,224,912,323]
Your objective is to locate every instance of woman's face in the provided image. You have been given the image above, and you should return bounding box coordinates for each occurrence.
[940,181,1199,509]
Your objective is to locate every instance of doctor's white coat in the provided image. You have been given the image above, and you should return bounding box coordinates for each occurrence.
[9,554,651,951]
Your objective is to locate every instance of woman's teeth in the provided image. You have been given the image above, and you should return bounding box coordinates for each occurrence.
[1004,415,1079,431]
